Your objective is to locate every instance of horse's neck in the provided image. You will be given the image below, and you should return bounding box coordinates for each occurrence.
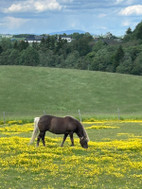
[76,122,90,141]
[76,123,84,138]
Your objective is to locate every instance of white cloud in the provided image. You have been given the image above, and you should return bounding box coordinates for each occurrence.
[1,16,29,29]
[98,13,107,18]
[99,26,107,30]
[59,0,73,2]
[4,0,62,13]
[115,0,135,5]
[122,20,131,26]
[115,0,124,4]
[120,4,142,15]
[7,4,23,12]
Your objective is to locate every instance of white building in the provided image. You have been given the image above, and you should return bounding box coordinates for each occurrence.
[61,36,72,43]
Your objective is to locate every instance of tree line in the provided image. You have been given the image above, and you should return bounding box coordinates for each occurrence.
[0,21,142,75]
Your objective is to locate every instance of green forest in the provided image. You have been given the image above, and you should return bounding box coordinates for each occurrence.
[0,21,142,75]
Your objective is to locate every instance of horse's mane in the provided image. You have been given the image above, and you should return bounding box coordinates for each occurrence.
[81,124,90,142]
[67,116,90,142]
[65,115,90,142]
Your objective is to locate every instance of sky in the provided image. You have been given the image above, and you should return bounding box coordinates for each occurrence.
[0,0,142,36]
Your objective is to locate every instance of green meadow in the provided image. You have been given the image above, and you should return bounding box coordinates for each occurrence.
[0,66,142,120]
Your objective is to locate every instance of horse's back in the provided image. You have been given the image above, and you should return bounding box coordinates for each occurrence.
[38,115,65,133]
[38,115,54,131]
[38,115,78,134]
[50,116,78,134]
[64,116,80,131]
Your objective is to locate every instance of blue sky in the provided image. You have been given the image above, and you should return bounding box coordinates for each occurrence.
[0,0,142,36]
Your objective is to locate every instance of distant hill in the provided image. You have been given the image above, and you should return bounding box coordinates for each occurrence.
[0,66,142,120]
[50,30,86,35]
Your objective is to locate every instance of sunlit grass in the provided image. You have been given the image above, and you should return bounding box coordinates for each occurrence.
[1,66,142,120]
[0,120,142,188]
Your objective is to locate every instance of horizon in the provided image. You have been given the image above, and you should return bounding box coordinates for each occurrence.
[0,29,131,37]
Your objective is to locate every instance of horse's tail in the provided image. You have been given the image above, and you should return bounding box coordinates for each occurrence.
[29,117,40,144]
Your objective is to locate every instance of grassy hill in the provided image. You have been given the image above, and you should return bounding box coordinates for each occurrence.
[0,66,142,120]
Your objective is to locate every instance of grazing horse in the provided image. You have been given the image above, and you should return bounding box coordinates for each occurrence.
[30,115,89,148]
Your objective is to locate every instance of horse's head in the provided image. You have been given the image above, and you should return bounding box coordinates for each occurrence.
[80,137,88,149]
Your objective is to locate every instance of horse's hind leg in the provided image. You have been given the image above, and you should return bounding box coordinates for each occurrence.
[61,133,68,147]
[37,133,41,147]
[41,132,46,146]
[37,131,45,147]
[69,133,74,146]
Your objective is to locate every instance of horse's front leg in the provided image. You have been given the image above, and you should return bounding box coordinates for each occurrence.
[61,133,68,147]
[69,133,74,146]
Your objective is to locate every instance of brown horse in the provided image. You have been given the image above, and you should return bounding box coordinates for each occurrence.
[30,115,89,148]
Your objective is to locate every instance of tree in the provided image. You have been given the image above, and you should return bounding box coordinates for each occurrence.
[91,48,113,72]
[92,40,107,53]
[0,45,3,54]
[126,27,132,35]
[32,42,39,50]
[50,36,56,50]
[112,45,124,72]
[19,47,39,66]
[133,21,142,40]
[18,40,29,51]
[123,27,133,41]
[116,52,133,74]
[0,49,18,65]
[8,49,20,65]
[71,33,84,40]
[64,51,80,68]
[55,36,67,54]
[0,38,12,51]
[13,41,18,49]
[71,35,93,56]
[0,50,11,65]
[131,52,142,75]
[39,50,56,67]
[45,36,52,49]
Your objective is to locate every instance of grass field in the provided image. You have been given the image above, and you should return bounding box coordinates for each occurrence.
[0,119,142,189]
[0,66,142,120]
